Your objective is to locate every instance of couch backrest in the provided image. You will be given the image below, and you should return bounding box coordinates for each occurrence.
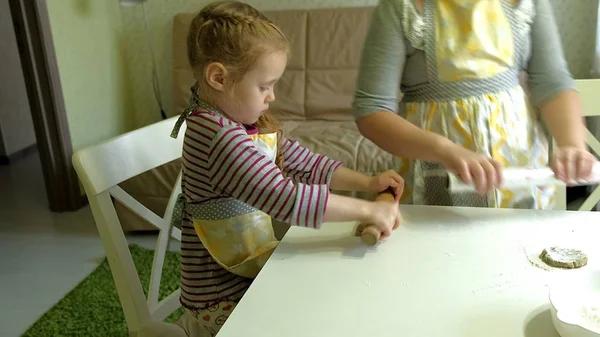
[172,6,375,121]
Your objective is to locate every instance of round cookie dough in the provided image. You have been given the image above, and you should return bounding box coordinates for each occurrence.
[539,246,588,269]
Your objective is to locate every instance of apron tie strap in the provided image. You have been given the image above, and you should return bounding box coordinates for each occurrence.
[170,193,187,229]
[170,83,201,139]
[165,193,186,253]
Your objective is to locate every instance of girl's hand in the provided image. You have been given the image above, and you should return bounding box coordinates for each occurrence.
[439,143,504,195]
[362,200,401,239]
[552,147,596,184]
[368,170,404,201]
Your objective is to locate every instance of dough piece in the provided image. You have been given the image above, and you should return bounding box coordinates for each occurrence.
[539,246,588,269]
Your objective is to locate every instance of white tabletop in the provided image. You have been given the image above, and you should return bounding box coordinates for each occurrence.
[217,206,600,337]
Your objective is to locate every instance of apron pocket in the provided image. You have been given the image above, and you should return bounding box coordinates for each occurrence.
[193,211,279,278]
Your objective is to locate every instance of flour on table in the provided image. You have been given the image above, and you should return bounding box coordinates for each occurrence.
[523,245,553,271]
[471,279,516,295]
[579,304,600,334]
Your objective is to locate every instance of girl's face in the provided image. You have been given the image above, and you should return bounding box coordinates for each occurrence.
[220,50,287,125]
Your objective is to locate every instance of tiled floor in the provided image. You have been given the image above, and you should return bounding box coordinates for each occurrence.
[0,150,173,337]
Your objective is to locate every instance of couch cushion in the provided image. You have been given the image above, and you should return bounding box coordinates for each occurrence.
[305,69,359,120]
[280,119,395,176]
[305,7,374,121]
[264,10,308,120]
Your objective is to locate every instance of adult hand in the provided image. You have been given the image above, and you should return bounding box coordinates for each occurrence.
[368,169,404,201]
[439,143,503,194]
[551,146,596,184]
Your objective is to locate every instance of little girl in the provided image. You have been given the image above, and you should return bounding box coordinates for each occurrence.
[168,1,403,335]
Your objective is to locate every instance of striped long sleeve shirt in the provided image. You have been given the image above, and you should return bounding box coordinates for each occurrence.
[180,109,343,310]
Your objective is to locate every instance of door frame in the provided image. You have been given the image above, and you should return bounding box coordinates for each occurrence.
[9,0,85,212]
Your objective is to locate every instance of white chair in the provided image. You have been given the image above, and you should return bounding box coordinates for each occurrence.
[554,79,600,211]
[72,117,186,336]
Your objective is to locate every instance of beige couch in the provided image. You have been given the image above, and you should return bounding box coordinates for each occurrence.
[115,6,396,232]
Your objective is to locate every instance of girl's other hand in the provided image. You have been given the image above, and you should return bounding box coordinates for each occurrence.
[368,170,404,201]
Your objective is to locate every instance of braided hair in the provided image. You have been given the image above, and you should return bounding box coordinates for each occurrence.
[187,1,289,171]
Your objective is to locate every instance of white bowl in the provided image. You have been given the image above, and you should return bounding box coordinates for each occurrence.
[549,269,600,337]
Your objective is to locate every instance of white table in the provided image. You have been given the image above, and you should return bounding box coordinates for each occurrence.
[217,206,600,337]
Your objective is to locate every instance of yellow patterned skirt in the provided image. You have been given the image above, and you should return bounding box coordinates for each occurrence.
[397,86,556,210]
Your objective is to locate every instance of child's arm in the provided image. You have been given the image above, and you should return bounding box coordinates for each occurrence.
[539,91,595,182]
[329,167,404,199]
[329,166,371,192]
[280,137,403,196]
[351,0,452,163]
[525,0,595,182]
[202,125,397,235]
[279,137,343,185]
[324,194,399,239]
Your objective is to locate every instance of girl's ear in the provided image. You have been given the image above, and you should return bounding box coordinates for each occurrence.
[204,62,228,91]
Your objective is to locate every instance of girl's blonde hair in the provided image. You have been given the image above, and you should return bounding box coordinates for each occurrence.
[187,1,289,170]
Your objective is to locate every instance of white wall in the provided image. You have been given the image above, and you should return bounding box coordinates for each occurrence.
[0,0,36,157]
[46,0,134,152]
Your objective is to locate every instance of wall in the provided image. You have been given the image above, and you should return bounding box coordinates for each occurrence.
[0,0,37,157]
[46,0,134,152]
[119,0,379,128]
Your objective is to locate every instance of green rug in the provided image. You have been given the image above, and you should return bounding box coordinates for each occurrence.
[22,244,183,337]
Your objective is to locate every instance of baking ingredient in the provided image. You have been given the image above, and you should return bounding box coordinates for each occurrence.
[539,246,588,269]
[525,248,552,271]
[579,304,600,334]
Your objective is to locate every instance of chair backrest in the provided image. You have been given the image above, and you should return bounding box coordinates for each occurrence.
[554,79,600,211]
[72,117,185,333]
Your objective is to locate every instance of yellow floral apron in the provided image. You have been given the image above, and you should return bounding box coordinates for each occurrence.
[434,0,514,82]
[396,0,553,209]
[193,131,279,279]
[171,131,280,279]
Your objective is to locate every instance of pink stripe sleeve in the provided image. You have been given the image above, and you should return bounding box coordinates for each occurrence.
[207,126,329,228]
[281,137,344,185]
[290,183,329,228]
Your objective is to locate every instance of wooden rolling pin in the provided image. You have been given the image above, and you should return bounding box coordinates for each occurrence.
[355,189,400,246]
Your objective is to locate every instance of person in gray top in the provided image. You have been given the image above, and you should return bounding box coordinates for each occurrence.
[352,0,595,209]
